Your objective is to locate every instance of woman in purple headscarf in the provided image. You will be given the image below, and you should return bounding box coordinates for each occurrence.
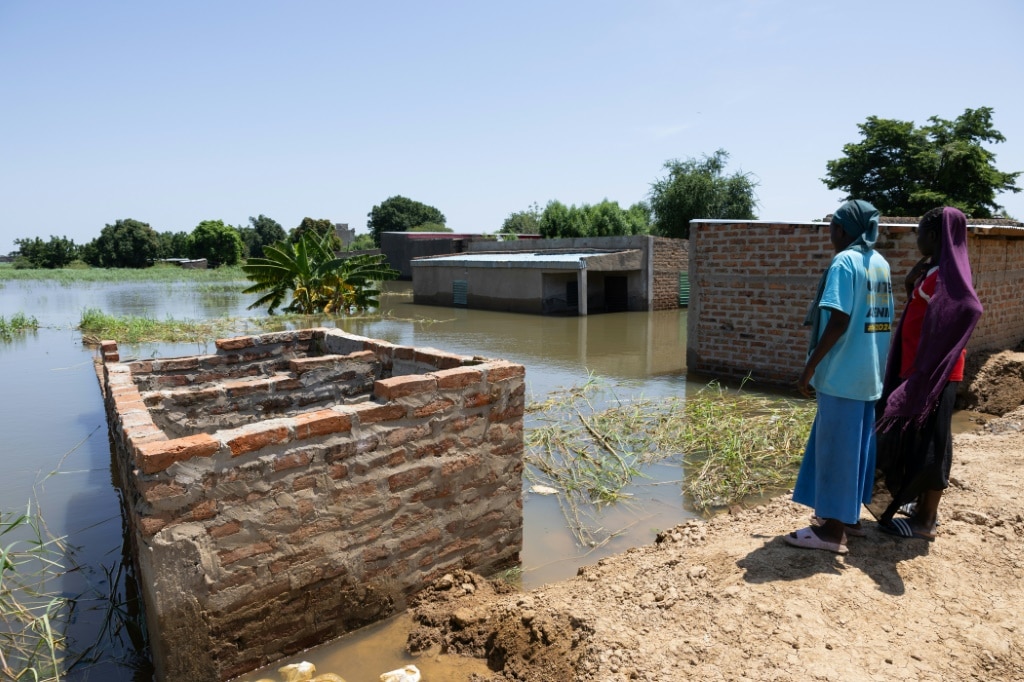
[870,207,983,540]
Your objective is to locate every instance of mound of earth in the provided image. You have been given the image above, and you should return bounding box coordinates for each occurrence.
[962,350,1024,417]
[408,398,1024,680]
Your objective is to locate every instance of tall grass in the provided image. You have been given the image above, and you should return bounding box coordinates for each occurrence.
[525,378,815,547]
[0,503,69,681]
[0,263,248,284]
[0,312,39,341]
[78,308,239,344]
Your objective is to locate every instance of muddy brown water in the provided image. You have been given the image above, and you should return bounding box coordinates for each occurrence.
[4,278,954,682]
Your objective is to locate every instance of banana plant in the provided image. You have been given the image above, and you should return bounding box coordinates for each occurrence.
[241,232,398,314]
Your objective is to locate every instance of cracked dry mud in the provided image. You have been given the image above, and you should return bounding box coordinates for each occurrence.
[408,406,1024,681]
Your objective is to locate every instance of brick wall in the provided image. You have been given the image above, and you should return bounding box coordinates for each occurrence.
[687,220,1024,387]
[99,328,524,681]
[651,236,688,311]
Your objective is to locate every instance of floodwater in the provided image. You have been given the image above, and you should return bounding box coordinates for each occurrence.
[0,277,725,681]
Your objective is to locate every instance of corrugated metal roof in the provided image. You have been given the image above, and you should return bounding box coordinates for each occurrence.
[412,251,630,268]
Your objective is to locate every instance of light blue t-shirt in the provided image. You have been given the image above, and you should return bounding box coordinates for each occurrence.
[810,249,893,401]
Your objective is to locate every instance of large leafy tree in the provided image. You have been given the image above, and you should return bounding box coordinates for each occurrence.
[238,214,286,258]
[188,220,244,267]
[366,196,446,246]
[538,199,649,238]
[156,230,190,259]
[289,217,342,251]
[648,149,758,239]
[83,219,161,268]
[242,231,399,314]
[823,107,1021,217]
[13,235,80,268]
[501,203,542,235]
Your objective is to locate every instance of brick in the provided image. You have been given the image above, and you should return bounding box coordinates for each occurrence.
[374,375,438,401]
[228,426,289,456]
[485,362,525,382]
[294,409,352,439]
[400,526,441,553]
[219,541,275,566]
[272,450,313,472]
[353,403,406,425]
[430,366,481,387]
[136,433,220,474]
[384,424,431,448]
[387,466,433,492]
[413,397,455,418]
[215,336,256,351]
[209,520,243,538]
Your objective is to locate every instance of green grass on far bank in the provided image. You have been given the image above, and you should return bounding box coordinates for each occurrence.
[0,262,248,284]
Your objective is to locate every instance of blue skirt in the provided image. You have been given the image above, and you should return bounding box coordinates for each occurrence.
[792,392,876,525]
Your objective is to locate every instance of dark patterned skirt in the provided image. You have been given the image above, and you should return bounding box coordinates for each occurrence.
[866,381,958,523]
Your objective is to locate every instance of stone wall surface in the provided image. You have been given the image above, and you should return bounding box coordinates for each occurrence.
[687,220,1024,387]
[99,328,524,682]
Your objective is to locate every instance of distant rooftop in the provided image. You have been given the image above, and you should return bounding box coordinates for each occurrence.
[411,250,639,269]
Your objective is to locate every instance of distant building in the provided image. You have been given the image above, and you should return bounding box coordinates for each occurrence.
[334,223,355,247]
[411,235,688,316]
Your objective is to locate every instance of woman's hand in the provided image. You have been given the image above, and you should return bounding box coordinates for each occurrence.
[796,367,815,398]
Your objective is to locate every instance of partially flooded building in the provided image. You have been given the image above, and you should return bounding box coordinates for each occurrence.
[411,235,688,315]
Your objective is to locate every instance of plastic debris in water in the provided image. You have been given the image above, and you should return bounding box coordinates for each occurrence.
[379,664,421,682]
[278,662,317,682]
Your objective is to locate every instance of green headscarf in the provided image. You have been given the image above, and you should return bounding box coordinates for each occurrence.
[831,199,880,253]
[803,199,881,354]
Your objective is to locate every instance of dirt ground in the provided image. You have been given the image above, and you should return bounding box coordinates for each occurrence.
[407,356,1024,681]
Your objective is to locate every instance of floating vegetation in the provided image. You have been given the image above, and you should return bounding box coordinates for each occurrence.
[525,377,815,547]
[0,312,39,341]
[0,503,69,681]
[677,382,815,510]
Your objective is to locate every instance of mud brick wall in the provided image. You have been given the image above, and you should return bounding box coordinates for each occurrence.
[99,328,524,682]
[687,220,1024,387]
[651,236,688,311]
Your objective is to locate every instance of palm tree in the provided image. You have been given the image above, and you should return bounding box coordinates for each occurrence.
[241,232,398,314]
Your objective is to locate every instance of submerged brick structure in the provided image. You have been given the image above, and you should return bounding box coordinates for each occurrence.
[98,328,524,681]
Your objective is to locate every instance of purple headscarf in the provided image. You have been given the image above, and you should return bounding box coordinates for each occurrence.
[879,207,983,427]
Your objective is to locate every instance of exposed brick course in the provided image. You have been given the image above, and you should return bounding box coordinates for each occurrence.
[99,327,523,682]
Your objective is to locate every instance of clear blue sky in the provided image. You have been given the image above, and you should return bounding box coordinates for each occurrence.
[2,1,1023,254]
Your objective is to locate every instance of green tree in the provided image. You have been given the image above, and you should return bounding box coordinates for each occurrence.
[587,200,650,236]
[188,220,244,267]
[156,230,191,259]
[242,231,399,314]
[239,215,287,259]
[823,107,1021,217]
[13,235,80,268]
[538,199,650,238]
[346,234,376,251]
[366,196,446,246]
[83,219,160,268]
[501,203,542,234]
[539,200,587,238]
[648,149,759,239]
[289,217,342,251]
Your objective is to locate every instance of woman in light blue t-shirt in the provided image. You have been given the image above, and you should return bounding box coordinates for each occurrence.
[786,199,893,554]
